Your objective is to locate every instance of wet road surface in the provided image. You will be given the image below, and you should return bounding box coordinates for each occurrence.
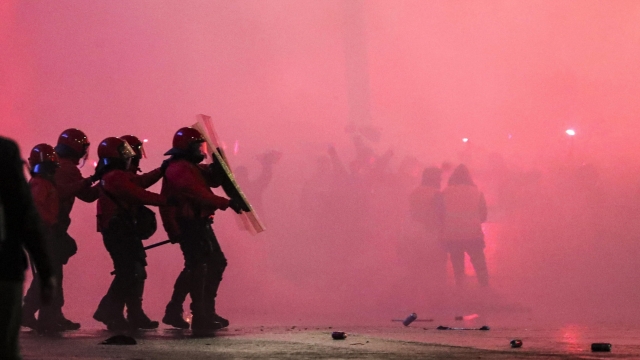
[20,324,635,359]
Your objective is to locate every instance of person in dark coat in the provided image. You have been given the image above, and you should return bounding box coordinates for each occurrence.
[0,136,54,360]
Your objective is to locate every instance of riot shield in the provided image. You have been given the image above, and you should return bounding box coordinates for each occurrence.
[192,114,266,234]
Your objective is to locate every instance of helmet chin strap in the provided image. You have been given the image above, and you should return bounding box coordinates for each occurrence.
[78,151,89,168]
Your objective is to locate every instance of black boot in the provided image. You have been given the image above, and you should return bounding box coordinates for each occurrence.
[162,302,190,329]
[37,309,65,334]
[94,307,129,331]
[191,315,222,336]
[36,320,66,334]
[56,311,81,331]
[128,312,159,330]
[211,313,229,328]
[21,312,38,330]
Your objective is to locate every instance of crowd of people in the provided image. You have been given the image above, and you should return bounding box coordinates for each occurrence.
[6,122,635,360]
[249,131,493,319]
[5,124,551,360]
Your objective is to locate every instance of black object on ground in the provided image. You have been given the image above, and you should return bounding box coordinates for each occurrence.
[331,332,347,340]
[591,343,612,352]
[510,339,523,348]
[101,335,137,345]
[402,313,417,326]
[454,316,464,321]
[436,325,490,331]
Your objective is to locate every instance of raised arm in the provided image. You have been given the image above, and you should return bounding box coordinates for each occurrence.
[55,163,98,202]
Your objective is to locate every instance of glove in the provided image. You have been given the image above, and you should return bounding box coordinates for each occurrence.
[208,160,226,177]
[228,198,249,214]
[89,166,104,183]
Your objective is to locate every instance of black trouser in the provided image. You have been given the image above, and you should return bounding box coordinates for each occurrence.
[96,225,147,321]
[23,229,71,323]
[446,239,489,287]
[166,218,226,320]
[22,260,63,324]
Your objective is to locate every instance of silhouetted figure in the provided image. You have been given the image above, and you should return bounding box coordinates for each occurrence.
[23,129,98,331]
[21,144,68,333]
[410,167,444,231]
[159,127,243,334]
[0,137,53,360]
[234,150,281,216]
[407,167,447,283]
[92,137,166,331]
[441,164,489,287]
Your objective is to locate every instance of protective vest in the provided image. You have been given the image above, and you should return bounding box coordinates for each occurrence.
[29,176,59,228]
[159,159,228,239]
[442,184,485,241]
[96,168,165,232]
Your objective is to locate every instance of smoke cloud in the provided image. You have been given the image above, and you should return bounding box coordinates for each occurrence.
[4,0,640,327]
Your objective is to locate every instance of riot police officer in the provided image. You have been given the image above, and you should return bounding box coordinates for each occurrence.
[159,127,244,333]
[22,144,65,333]
[22,129,98,331]
[92,137,167,331]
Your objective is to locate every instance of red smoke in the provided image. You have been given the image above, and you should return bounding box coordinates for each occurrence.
[5,1,640,327]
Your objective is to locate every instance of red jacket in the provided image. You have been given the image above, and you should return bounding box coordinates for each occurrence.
[29,176,59,228]
[160,159,229,239]
[97,168,166,232]
[55,158,99,229]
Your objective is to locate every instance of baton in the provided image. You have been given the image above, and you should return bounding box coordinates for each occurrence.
[144,239,172,250]
[110,239,173,275]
